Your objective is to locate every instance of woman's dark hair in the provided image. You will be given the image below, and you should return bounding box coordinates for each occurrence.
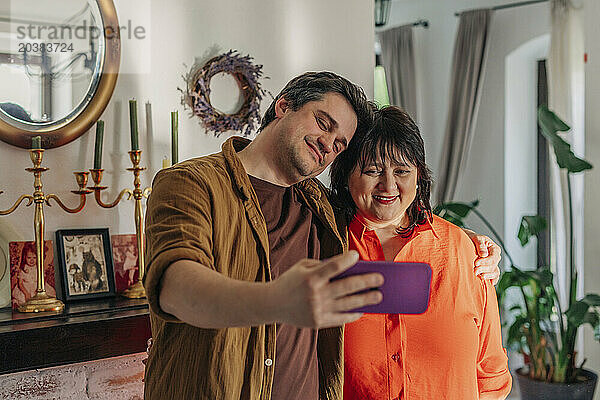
[330,106,433,235]
[259,71,373,140]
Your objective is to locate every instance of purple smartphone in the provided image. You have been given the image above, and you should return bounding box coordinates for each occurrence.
[333,261,432,314]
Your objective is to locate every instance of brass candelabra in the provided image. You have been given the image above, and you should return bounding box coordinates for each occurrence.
[0,149,91,313]
[89,150,151,298]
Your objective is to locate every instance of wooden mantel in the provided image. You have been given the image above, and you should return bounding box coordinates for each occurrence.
[0,297,151,375]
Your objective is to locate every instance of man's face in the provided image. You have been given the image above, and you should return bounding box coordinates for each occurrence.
[272,92,357,182]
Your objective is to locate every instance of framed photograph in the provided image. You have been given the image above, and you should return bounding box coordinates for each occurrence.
[110,234,139,292]
[0,244,9,308]
[55,229,115,301]
[9,240,56,310]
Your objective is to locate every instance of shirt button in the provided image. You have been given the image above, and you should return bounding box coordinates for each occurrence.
[391,353,400,361]
[265,358,273,367]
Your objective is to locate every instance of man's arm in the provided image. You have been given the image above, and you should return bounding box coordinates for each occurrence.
[159,252,383,329]
[147,167,382,330]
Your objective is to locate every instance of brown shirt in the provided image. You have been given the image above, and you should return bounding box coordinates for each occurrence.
[248,175,320,400]
[143,137,348,400]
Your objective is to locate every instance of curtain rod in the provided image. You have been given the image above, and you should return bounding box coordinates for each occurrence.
[454,0,549,16]
[377,19,429,32]
[412,19,429,28]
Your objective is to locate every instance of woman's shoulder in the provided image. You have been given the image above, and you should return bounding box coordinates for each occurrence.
[427,215,479,264]
[429,215,473,243]
[429,215,485,298]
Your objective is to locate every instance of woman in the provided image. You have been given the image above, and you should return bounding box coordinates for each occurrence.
[330,106,511,400]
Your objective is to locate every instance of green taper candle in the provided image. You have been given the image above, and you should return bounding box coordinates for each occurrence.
[31,135,41,149]
[171,111,178,165]
[93,120,105,169]
[129,99,139,151]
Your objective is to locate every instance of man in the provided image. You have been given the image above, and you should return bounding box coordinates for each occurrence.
[143,72,500,399]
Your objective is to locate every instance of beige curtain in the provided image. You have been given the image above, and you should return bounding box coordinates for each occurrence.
[547,0,585,310]
[378,25,417,119]
[435,9,493,204]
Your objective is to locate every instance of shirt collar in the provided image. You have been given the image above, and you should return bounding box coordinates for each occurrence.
[222,136,322,202]
[222,136,253,201]
[349,213,439,241]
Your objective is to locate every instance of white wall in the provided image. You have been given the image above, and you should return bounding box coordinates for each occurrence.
[0,0,374,307]
[504,34,550,269]
[583,0,600,395]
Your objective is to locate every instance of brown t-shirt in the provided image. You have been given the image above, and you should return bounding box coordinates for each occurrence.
[249,175,320,400]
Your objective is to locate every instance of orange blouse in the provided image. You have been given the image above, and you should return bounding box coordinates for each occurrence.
[343,215,512,400]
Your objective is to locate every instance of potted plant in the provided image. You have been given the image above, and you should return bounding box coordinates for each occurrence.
[434,106,599,399]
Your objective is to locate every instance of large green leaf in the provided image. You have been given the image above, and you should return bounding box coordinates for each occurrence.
[538,106,593,173]
[497,269,527,299]
[566,300,590,327]
[538,104,570,134]
[434,201,480,227]
[582,294,600,306]
[582,311,600,342]
[552,138,593,172]
[518,216,548,247]
[443,203,473,218]
[497,267,554,307]
[498,267,530,291]
[583,310,599,328]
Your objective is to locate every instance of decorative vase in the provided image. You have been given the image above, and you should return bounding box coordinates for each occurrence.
[516,368,598,400]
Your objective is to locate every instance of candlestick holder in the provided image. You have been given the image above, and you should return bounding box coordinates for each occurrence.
[89,150,151,298]
[0,149,92,313]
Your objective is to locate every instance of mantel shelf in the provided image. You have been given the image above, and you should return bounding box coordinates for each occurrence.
[0,297,151,375]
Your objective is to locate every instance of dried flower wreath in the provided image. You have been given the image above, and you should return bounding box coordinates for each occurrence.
[181,50,268,136]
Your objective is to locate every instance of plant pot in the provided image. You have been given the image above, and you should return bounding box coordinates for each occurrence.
[516,367,598,400]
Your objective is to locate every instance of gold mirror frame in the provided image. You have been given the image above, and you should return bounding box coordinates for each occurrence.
[0,0,120,149]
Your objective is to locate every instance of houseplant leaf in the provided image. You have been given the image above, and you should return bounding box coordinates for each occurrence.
[440,201,478,218]
[583,311,599,330]
[551,138,593,173]
[538,104,570,134]
[582,294,600,306]
[538,106,593,173]
[517,216,548,247]
[566,300,590,327]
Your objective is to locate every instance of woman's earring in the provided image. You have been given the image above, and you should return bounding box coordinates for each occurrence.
[416,184,419,191]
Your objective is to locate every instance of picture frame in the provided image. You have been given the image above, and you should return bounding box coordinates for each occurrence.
[9,240,57,309]
[110,234,139,293]
[55,228,115,302]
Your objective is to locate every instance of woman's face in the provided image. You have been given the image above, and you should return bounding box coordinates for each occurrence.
[348,151,418,227]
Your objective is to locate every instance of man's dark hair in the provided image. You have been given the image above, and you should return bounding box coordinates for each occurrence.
[329,106,433,235]
[259,71,373,140]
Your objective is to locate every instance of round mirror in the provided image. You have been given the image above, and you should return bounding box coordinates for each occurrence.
[0,0,119,149]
